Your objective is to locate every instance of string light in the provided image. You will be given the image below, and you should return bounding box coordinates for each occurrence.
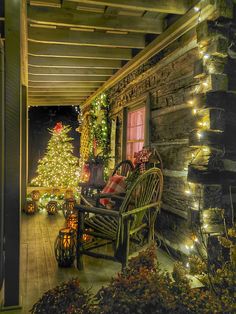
[197,131,202,139]
[203,53,210,60]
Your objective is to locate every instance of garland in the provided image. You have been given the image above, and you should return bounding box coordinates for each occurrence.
[79,93,110,180]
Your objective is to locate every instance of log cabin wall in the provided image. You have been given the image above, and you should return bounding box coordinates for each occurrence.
[107,4,236,257]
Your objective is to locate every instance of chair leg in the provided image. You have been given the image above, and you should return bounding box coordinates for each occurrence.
[122,219,131,270]
[76,210,84,270]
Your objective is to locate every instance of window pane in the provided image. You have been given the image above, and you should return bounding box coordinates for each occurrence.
[126,107,145,162]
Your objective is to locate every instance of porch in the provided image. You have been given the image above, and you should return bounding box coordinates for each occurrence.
[0,0,235,311]
[8,210,174,313]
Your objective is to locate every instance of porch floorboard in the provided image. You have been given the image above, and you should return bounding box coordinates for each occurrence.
[3,210,174,313]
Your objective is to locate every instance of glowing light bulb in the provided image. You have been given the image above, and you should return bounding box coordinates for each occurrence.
[202,81,208,87]
[203,53,210,60]
[185,189,191,195]
[194,6,200,12]
[193,108,197,115]
[197,132,202,139]
[186,262,190,268]
[193,202,199,210]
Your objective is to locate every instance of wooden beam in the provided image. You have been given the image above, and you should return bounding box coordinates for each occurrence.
[29,96,87,101]
[28,74,109,82]
[28,6,164,34]
[82,0,216,109]
[28,87,97,92]
[70,0,192,14]
[28,92,91,96]
[29,0,61,8]
[28,55,122,69]
[28,27,145,49]
[28,66,114,76]
[28,81,102,88]
[29,102,83,106]
[28,42,132,60]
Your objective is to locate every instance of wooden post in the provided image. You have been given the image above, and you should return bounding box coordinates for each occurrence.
[4,0,22,308]
[21,85,28,211]
[0,39,4,304]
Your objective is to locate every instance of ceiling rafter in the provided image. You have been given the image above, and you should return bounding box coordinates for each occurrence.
[68,0,193,15]
[28,55,122,69]
[28,66,114,76]
[28,6,164,34]
[28,42,133,60]
[28,27,146,49]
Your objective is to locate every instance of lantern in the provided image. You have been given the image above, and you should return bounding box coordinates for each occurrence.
[31,190,41,201]
[25,200,37,215]
[51,188,60,196]
[66,213,78,230]
[62,198,76,218]
[65,189,74,199]
[46,200,58,215]
[54,228,76,267]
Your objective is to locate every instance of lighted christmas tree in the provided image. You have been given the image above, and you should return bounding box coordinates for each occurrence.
[31,122,80,188]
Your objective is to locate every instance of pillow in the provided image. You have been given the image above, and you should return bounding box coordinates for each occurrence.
[100,175,126,207]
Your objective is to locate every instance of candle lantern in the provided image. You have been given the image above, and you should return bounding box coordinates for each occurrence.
[54,228,76,267]
[65,189,74,199]
[51,188,60,196]
[31,190,41,201]
[66,213,78,230]
[25,200,37,215]
[46,200,58,215]
[62,198,76,218]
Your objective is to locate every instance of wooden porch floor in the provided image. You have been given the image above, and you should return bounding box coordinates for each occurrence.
[3,210,174,313]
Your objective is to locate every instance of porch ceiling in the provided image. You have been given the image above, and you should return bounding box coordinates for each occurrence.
[25,0,199,107]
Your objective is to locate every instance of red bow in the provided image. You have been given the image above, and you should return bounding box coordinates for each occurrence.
[54,122,63,133]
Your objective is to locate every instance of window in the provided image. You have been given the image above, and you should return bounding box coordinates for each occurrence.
[126,107,145,163]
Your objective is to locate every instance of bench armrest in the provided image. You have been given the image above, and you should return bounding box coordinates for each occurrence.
[75,204,119,217]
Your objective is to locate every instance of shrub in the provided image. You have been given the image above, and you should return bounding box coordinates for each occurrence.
[95,244,235,314]
[30,278,93,314]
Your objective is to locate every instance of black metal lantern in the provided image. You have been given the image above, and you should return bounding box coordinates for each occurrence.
[62,198,76,218]
[51,188,60,196]
[65,189,74,199]
[66,213,78,230]
[25,200,37,215]
[31,190,41,201]
[46,200,58,215]
[54,228,76,267]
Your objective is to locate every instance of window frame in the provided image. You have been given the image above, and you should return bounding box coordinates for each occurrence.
[121,94,151,161]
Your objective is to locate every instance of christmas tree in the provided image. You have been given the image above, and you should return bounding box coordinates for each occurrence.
[31,122,80,188]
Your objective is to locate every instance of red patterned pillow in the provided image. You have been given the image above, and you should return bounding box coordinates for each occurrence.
[100,175,126,206]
